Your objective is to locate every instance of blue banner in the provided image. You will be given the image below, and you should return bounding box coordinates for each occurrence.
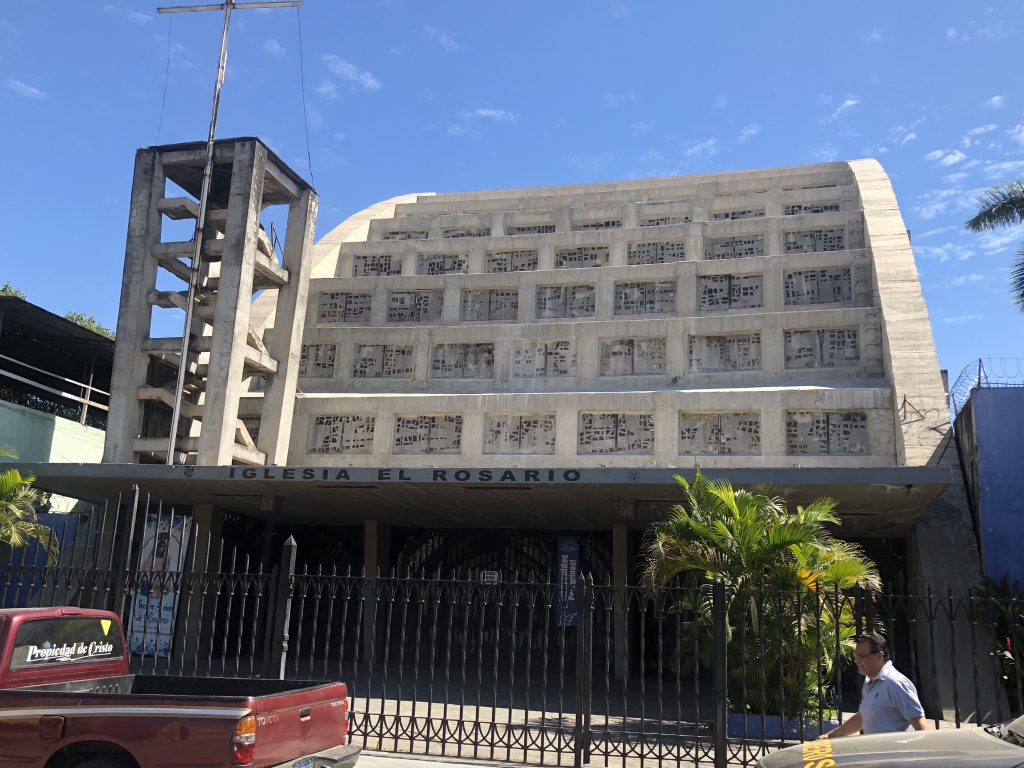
[556,536,579,627]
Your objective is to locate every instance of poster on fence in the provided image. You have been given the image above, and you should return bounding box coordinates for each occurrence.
[127,512,191,657]
[556,535,579,627]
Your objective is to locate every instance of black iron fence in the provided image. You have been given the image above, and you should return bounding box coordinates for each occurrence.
[2,536,1021,768]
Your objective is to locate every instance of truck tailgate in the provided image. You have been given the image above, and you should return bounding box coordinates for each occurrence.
[252,681,350,768]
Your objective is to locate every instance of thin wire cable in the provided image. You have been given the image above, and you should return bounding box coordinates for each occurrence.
[156,14,173,144]
[295,5,315,187]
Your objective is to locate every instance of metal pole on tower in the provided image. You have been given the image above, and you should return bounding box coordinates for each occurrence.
[155,0,300,465]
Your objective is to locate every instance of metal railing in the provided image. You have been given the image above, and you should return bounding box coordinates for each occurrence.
[0,351,109,429]
[2,532,1019,768]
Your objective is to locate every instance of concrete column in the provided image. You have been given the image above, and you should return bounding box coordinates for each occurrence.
[104,150,164,463]
[761,393,787,458]
[763,262,783,312]
[468,242,486,274]
[654,401,677,462]
[679,264,698,316]
[595,280,615,321]
[623,203,639,229]
[538,244,556,271]
[362,519,391,667]
[613,523,632,680]
[197,142,266,464]
[461,411,484,457]
[259,187,317,465]
[765,218,784,258]
[493,338,512,384]
[609,235,627,267]
[442,285,462,323]
[370,284,389,325]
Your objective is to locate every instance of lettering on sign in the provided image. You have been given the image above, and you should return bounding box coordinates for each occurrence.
[225,467,583,483]
[26,640,115,663]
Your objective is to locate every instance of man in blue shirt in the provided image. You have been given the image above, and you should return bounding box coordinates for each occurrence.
[819,632,930,738]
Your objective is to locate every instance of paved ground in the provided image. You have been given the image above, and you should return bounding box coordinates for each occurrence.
[362,752,523,768]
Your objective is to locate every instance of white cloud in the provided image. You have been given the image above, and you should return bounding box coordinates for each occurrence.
[916,225,960,239]
[461,108,519,124]
[737,124,760,143]
[262,38,285,57]
[976,225,1024,253]
[682,138,718,159]
[924,149,966,167]
[913,189,960,220]
[862,29,883,44]
[948,20,1009,42]
[103,5,152,24]
[913,243,955,262]
[949,274,984,287]
[941,172,969,184]
[315,79,337,99]
[985,95,1006,109]
[961,124,997,148]
[810,144,840,163]
[631,121,654,137]
[1007,123,1024,149]
[824,97,860,123]
[4,78,45,100]
[447,124,467,137]
[423,25,460,53]
[982,160,1024,180]
[322,55,381,92]
[604,92,636,109]
[941,314,983,325]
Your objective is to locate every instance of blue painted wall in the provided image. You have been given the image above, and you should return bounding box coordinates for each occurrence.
[965,388,1024,587]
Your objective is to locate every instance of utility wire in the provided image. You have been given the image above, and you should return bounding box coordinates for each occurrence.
[156,14,173,144]
[295,4,315,187]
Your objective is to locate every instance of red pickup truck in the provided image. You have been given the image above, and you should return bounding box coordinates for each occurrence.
[0,606,361,768]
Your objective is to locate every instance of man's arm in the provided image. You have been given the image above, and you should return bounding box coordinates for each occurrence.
[908,716,931,731]
[818,712,862,740]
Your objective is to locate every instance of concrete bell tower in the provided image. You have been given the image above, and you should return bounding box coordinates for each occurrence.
[104,137,316,466]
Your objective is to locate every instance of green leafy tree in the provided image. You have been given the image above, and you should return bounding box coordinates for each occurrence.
[64,311,115,340]
[965,180,1024,312]
[0,282,26,300]
[0,445,59,566]
[643,468,879,718]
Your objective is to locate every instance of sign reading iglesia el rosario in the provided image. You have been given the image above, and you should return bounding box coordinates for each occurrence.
[221,466,586,483]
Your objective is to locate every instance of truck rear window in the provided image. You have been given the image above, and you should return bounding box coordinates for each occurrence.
[9,617,125,669]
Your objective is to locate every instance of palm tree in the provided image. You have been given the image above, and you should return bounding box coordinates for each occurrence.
[643,469,879,718]
[0,445,59,566]
[964,180,1024,312]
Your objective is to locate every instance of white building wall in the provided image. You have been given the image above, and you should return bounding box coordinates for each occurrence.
[282,161,937,474]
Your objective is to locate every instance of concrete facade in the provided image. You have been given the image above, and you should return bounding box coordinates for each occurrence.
[268,160,947,484]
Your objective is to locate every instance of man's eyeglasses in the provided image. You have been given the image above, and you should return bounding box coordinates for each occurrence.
[854,650,882,660]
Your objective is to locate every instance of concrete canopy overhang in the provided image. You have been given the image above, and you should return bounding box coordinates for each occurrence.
[19,463,952,537]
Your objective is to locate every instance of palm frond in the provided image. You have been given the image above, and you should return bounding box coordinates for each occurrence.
[1012,246,1024,313]
[964,181,1024,231]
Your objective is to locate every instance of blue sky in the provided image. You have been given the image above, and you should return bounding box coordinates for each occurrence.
[1,1,1022,385]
